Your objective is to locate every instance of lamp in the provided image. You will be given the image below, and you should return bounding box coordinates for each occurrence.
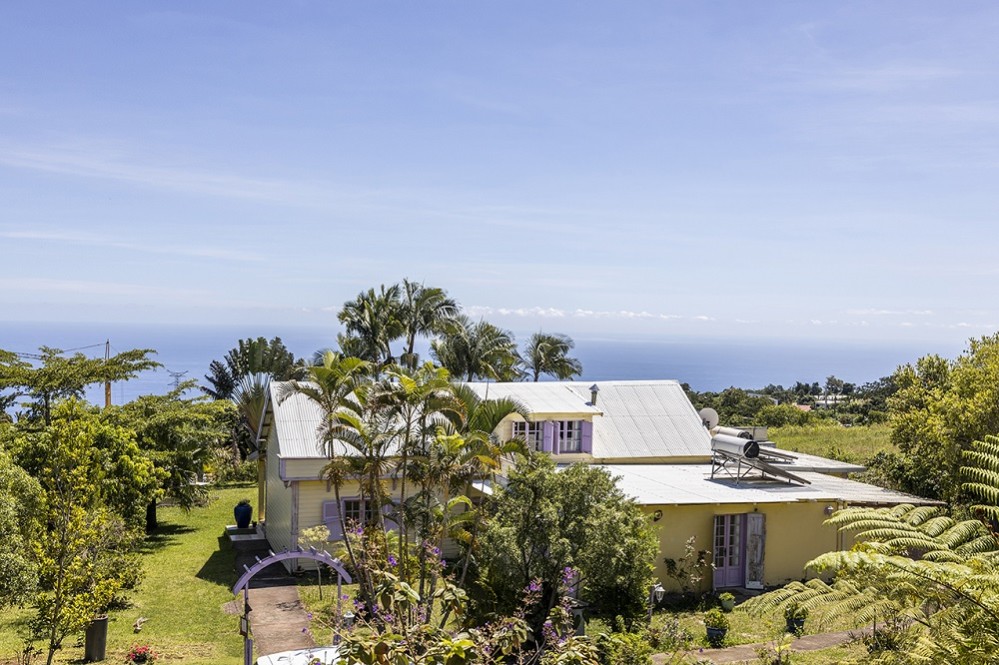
[648,583,665,621]
[652,509,663,522]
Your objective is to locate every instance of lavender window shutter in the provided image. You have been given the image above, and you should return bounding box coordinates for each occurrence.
[323,500,343,541]
[542,421,554,453]
[580,421,593,454]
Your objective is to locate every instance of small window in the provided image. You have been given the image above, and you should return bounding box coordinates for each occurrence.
[557,421,582,453]
[342,498,375,527]
[512,420,544,451]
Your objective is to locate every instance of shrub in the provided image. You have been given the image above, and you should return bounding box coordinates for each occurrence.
[644,614,694,652]
[704,607,729,630]
[595,631,652,665]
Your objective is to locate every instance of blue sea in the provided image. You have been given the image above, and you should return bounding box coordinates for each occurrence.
[1,321,967,405]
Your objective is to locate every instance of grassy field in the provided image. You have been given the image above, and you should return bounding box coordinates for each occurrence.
[768,423,893,465]
[0,485,252,665]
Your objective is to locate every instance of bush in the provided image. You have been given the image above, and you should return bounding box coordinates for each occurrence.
[644,614,694,652]
[595,631,652,665]
[214,459,257,484]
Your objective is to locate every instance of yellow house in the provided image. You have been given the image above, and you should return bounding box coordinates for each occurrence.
[257,378,936,587]
[463,380,937,591]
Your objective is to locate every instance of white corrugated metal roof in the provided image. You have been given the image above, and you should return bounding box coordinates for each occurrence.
[567,381,712,459]
[268,382,404,459]
[467,380,713,459]
[464,382,602,415]
[597,464,939,506]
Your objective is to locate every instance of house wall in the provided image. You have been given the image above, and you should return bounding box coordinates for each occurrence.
[649,501,846,591]
[265,430,293,559]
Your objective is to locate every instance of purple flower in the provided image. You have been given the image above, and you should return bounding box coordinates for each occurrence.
[387,554,398,567]
[528,580,541,593]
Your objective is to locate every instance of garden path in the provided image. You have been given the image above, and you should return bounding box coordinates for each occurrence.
[655,627,873,664]
[234,549,315,658]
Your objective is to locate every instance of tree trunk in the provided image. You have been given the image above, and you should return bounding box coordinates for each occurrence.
[146,500,157,532]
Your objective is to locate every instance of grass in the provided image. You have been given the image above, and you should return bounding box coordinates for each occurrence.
[768,423,893,465]
[0,485,252,664]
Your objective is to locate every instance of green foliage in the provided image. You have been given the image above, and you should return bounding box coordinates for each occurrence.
[594,630,652,665]
[770,423,892,465]
[962,435,999,523]
[13,401,160,530]
[523,332,582,382]
[703,608,728,630]
[662,536,711,600]
[756,404,820,428]
[431,315,522,382]
[887,334,999,503]
[201,336,303,400]
[18,406,148,664]
[104,387,237,517]
[687,388,778,427]
[0,347,159,426]
[742,498,999,663]
[643,614,694,652]
[475,456,657,625]
[0,448,42,608]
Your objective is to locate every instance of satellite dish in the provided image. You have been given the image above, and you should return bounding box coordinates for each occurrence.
[699,407,719,429]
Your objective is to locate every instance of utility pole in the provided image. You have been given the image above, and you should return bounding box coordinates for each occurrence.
[105,339,112,408]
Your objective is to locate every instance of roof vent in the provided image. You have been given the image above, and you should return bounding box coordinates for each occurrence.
[589,383,600,406]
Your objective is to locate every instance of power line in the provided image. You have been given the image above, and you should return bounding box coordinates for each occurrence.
[167,370,188,389]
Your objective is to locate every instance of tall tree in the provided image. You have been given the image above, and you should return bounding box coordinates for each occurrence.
[0,347,159,426]
[104,384,237,530]
[475,455,657,627]
[13,403,154,664]
[878,335,999,503]
[0,448,43,609]
[431,315,521,382]
[338,284,404,367]
[522,332,582,382]
[202,336,302,400]
[397,280,458,370]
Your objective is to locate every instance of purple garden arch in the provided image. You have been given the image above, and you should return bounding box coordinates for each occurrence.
[231,546,352,665]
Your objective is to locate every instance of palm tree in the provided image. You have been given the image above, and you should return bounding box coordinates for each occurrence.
[398,279,458,370]
[337,284,404,367]
[431,315,522,382]
[277,351,372,604]
[373,363,464,581]
[522,332,582,382]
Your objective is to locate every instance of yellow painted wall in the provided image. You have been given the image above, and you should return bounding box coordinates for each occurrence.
[649,500,844,591]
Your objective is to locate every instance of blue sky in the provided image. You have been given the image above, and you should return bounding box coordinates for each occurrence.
[2,2,998,347]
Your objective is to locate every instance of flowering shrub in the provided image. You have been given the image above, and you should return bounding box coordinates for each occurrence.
[125,644,159,663]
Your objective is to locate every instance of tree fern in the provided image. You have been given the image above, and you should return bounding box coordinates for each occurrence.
[741,448,999,662]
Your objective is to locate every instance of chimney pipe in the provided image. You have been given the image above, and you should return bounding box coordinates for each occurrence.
[589,383,600,406]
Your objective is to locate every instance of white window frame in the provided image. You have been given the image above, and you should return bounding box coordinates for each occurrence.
[512,420,544,451]
[557,420,582,453]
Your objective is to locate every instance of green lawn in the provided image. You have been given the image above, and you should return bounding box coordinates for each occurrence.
[768,423,893,465]
[0,485,251,665]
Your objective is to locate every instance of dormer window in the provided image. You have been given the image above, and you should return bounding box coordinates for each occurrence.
[512,419,593,455]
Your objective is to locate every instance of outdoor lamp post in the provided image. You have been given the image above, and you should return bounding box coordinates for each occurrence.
[648,583,665,622]
[335,611,356,646]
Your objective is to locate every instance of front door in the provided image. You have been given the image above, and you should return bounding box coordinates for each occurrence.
[713,514,745,588]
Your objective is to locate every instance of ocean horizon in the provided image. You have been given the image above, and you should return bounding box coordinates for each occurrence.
[1,320,969,406]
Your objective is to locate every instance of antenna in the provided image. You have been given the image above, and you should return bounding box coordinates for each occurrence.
[168,370,188,390]
[698,407,719,430]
